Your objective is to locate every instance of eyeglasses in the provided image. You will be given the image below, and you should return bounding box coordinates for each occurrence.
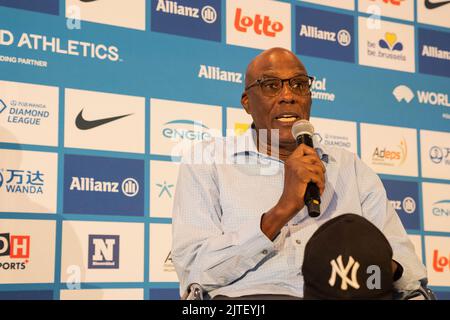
[245,75,314,97]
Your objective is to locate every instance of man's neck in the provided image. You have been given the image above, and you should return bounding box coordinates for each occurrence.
[255,131,297,162]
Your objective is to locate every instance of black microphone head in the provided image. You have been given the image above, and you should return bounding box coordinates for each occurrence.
[291,119,314,139]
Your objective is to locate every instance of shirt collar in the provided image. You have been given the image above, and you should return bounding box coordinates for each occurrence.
[232,123,330,164]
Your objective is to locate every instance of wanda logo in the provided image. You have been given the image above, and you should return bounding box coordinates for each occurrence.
[234,8,283,37]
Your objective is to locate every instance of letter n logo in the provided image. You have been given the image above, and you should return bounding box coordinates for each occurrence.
[328,255,360,290]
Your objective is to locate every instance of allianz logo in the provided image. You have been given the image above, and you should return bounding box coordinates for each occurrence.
[299,25,351,47]
[393,85,450,107]
[198,65,243,83]
[70,177,139,197]
[156,0,217,24]
[389,197,416,214]
[162,119,212,141]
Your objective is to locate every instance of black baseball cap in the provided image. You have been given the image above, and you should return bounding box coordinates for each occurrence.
[302,214,394,300]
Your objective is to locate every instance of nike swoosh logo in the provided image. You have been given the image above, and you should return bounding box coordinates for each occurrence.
[425,0,450,9]
[75,109,132,130]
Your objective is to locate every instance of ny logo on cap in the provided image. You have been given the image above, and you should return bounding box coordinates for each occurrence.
[329,255,360,290]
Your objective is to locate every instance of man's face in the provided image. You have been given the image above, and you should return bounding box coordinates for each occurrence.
[242,51,312,145]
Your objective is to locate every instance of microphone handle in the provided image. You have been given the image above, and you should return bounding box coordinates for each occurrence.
[295,134,321,218]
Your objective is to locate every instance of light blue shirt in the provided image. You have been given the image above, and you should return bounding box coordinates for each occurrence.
[172,127,427,298]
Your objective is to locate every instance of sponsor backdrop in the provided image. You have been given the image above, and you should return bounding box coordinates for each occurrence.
[0,0,449,300]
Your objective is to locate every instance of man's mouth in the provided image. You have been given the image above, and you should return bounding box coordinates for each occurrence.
[274,113,300,124]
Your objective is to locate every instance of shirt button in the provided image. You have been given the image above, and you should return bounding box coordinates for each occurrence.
[262,250,268,255]
[295,240,301,245]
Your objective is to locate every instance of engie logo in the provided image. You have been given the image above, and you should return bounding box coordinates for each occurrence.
[422,183,450,233]
[151,0,221,42]
[382,179,420,230]
[88,235,120,269]
[296,6,354,63]
[418,28,450,78]
[64,155,144,216]
[226,0,291,50]
[0,0,58,15]
[162,119,212,141]
[0,233,30,271]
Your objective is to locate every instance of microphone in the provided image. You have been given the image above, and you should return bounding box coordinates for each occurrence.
[291,120,321,218]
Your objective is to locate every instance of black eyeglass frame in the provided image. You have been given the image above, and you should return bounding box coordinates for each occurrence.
[245,75,315,96]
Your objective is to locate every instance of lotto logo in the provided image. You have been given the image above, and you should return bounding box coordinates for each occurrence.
[433,250,450,272]
[234,8,283,37]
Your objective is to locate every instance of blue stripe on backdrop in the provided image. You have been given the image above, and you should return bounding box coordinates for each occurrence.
[0,0,449,299]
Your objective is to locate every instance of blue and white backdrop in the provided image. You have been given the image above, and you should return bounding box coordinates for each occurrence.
[0,0,449,300]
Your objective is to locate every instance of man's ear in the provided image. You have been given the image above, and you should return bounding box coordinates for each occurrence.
[241,92,250,114]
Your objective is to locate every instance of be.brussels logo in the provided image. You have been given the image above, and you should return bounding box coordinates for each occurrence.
[63,155,144,216]
[226,0,291,50]
[0,0,59,15]
[418,28,450,78]
[382,179,420,230]
[151,0,221,42]
[0,168,45,195]
[295,6,354,63]
[0,233,31,271]
[88,235,120,269]
[358,18,415,73]
[418,0,450,28]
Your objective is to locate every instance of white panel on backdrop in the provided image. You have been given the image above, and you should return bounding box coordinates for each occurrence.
[60,221,144,283]
[0,219,56,284]
[358,0,414,21]
[310,117,357,154]
[65,0,146,30]
[358,17,415,73]
[417,0,450,28]
[150,98,222,157]
[299,0,355,10]
[150,160,180,218]
[226,107,253,136]
[0,149,57,213]
[149,223,178,283]
[407,234,423,264]
[60,288,144,300]
[0,80,58,147]
[422,182,450,233]
[425,236,450,287]
[226,0,291,50]
[420,130,450,180]
[64,88,145,153]
[360,123,418,176]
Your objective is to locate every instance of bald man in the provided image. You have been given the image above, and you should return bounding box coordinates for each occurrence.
[172,48,427,300]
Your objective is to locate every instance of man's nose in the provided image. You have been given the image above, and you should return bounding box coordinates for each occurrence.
[278,81,296,104]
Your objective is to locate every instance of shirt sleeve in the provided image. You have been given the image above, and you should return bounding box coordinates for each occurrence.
[171,146,276,297]
[354,155,427,292]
